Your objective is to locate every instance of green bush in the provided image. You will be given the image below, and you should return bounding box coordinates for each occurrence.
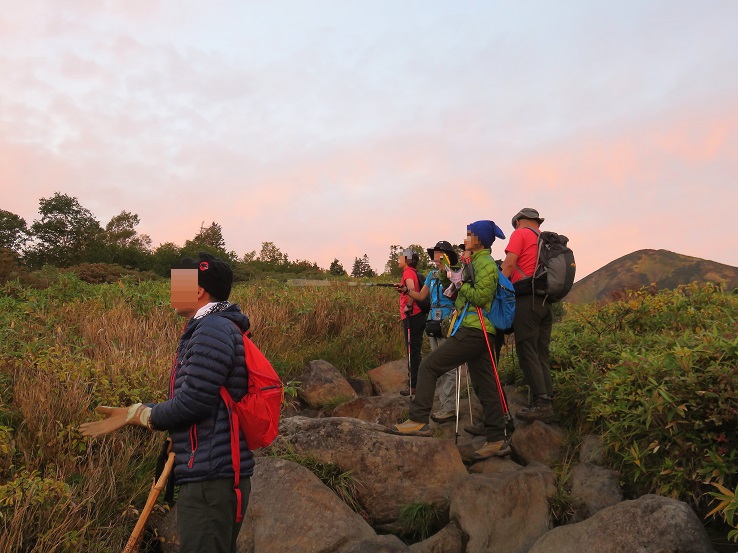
[553,283,738,539]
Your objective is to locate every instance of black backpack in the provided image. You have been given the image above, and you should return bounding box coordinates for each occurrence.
[515,228,576,303]
[413,269,431,314]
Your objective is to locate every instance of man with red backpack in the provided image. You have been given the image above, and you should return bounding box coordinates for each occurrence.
[80,252,252,553]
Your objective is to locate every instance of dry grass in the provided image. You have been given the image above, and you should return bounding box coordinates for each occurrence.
[0,275,405,551]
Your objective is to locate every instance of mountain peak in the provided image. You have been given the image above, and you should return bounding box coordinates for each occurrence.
[565,250,738,304]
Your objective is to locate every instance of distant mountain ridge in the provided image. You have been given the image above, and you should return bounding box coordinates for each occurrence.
[565,249,738,304]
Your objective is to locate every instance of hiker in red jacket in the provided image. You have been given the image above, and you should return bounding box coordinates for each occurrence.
[397,249,425,396]
[80,252,251,553]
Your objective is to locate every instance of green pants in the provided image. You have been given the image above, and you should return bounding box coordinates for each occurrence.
[178,477,251,553]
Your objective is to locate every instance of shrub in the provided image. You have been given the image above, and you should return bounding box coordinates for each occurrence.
[552,283,738,540]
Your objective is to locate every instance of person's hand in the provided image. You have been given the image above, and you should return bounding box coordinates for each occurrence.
[447,268,463,288]
[393,284,408,294]
[79,406,128,438]
[79,404,152,438]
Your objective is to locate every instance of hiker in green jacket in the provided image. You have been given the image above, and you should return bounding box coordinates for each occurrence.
[395,220,511,460]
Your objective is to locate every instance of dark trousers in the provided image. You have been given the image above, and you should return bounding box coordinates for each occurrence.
[178,477,251,553]
[403,312,425,389]
[409,327,507,442]
[513,294,553,398]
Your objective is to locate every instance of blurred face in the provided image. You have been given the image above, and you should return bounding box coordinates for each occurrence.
[171,269,200,316]
[464,231,483,252]
[397,253,407,269]
[432,250,444,268]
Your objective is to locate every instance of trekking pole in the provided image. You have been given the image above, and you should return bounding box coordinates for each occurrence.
[465,366,474,425]
[122,447,176,553]
[454,367,461,444]
[459,255,512,430]
[406,325,413,398]
[474,306,512,429]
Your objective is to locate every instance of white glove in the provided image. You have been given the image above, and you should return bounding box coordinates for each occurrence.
[447,268,463,289]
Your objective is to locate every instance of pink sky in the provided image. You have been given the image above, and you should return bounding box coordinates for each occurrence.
[1,1,737,278]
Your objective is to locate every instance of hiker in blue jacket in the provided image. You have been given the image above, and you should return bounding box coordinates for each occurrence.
[80,252,252,553]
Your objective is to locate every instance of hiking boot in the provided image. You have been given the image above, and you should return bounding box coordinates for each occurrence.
[431,410,455,423]
[516,401,555,424]
[472,439,511,460]
[393,420,430,436]
[399,386,416,397]
[463,422,485,436]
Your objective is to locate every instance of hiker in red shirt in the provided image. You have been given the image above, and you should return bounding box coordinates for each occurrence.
[501,208,555,423]
[398,248,424,396]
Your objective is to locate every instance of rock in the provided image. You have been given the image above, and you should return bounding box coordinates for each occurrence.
[450,463,555,553]
[298,360,358,410]
[158,456,377,553]
[332,395,411,427]
[347,376,373,397]
[567,462,623,523]
[368,359,408,395]
[528,494,715,553]
[503,385,530,419]
[579,434,607,465]
[510,420,564,466]
[409,522,464,553]
[279,416,468,523]
[468,456,524,474]
[340,534,410,553]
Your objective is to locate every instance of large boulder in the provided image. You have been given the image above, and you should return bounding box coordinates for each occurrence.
[341,535,410,553]
[298,359,358,409]
[333,395,411,427]
[579,434,607,465]
[409,522,464,553]
[450,463,555,553]
[279,416,468,523]
[368,359,408,395]
[567,462,623,523]
[157,456,378,553]
[510,420,564,466]
[528,494,715,553]
[468,456,524,475]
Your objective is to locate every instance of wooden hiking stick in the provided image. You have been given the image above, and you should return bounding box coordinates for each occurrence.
[122,450,175,553]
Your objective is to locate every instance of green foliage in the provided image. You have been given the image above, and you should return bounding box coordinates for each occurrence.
[0,210,28,253]
[548,447,576,526]
[397,502,444,541]
[329,258,347,276]
[707,482,738,542]
[351,254,375,278]
[26,192,103,268]
[552,283,738,539]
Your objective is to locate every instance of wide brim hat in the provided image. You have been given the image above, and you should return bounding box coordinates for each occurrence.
[426,241,458,266]
[511,208,545,229]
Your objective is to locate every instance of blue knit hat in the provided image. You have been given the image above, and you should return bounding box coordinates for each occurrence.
[467,220,506,248]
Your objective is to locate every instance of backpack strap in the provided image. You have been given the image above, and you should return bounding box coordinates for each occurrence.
[219,386,244,523]
[429,269,443,309]
[451,302,470,336]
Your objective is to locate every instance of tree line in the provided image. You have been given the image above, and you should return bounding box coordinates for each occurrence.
[1,193,432,282]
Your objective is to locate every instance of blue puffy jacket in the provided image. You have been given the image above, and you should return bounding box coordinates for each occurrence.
[150,305,254,484]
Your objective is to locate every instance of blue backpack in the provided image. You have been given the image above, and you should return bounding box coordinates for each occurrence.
[450,265,516,335]
[486,271,515,331]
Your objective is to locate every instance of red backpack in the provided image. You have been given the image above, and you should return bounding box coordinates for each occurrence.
[220,329,283,521]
